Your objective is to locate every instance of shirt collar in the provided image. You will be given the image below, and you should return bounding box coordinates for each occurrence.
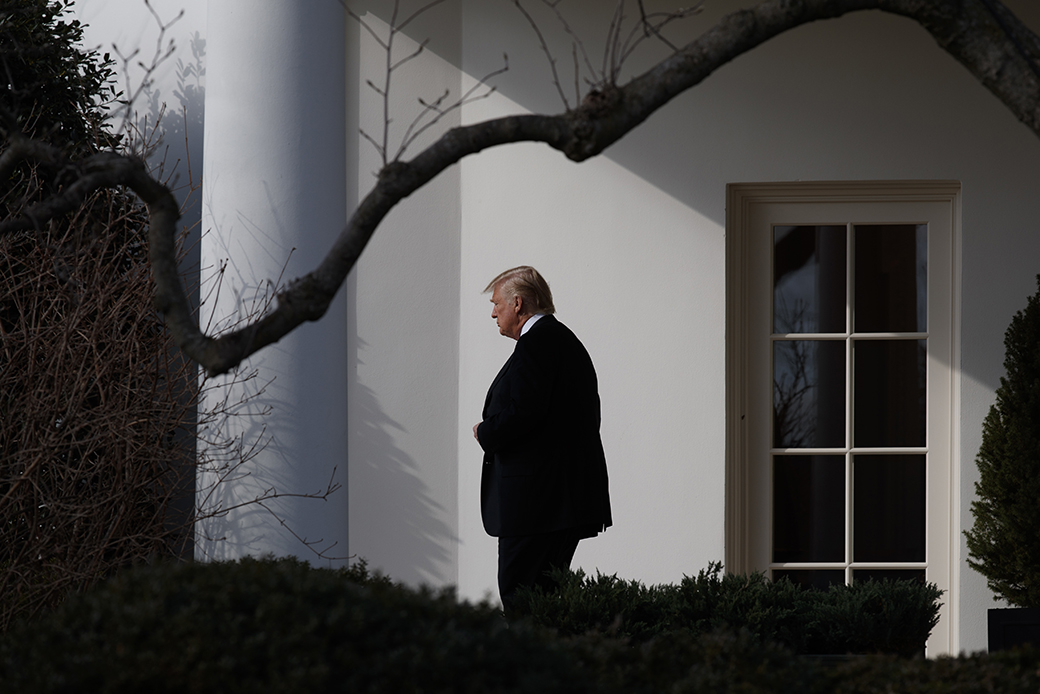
[520,313,546,337]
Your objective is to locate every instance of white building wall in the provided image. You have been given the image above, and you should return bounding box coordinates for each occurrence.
[453,0,1040,653]
[457,0,728,604]
[75,0,1040,655]
[345,1,463,587]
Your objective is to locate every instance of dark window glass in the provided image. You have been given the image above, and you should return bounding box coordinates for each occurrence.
[853,340,926,447]
[773,455,845,563]
[854,224,927,333]
[774,225,847,334]
[774,340,845,448]
[773,569,845,591]
[853,455,926,563]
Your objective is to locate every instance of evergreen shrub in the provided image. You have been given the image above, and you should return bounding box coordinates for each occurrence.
[2,557,1037,693]
[513,563,941,657]
[1,0,120,209]
[817,647,1040,694]
[0,557,593,694]
[965,275,1040,607]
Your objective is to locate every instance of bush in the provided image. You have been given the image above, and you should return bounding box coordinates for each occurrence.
[0,557,834,694]
[1,0,119,208]
[674,564,809,651]
[513,563,941,656]
[807,575,940,657]
[821,648,1040,694]
[509,567,682,642]
[965,275,1040,607]
[566,627,827,694]
[1,557,1036,694]
[1,0,201,629]
[0,557,596,694]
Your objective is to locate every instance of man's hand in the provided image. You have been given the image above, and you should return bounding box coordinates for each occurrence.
[472,423,480,442]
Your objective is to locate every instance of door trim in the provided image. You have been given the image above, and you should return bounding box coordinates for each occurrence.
[725,180,962,654]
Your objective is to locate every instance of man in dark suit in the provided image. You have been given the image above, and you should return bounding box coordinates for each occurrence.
[473,266,612,613]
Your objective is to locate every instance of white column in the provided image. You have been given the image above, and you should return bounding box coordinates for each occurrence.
[197,0,348,564]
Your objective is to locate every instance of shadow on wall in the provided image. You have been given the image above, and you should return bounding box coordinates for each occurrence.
[349,346,457,587]
[194,365,352,563]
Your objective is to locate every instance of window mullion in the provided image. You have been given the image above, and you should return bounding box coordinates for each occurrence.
[846,221,854,578]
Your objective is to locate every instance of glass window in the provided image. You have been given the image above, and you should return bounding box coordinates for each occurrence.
[774,225,847,334]
[770,222,928,587]
[853,340,926,448]
[854,224,927,333]
[773,455,845,563]
[853,455,926,563]
[773,341,845,448]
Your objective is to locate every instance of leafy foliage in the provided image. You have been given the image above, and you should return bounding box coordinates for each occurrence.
[1,0,122,222]
[821,648,1040,694]
[966,276,1040,607]
[0,557,1035,694]
[0,0,117,153]
[513,563,941,657]
[0,557,595,694]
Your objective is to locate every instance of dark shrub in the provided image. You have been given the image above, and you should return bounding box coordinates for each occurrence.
[1,0,197,629]
[965,275,1040,607]
[640,628,823,694]
[511,566,681,642]
[674,564,808,651]
[513,563,941,656]
[808,577,941,657]
[821,647,1040,694]
[0,557,594,693]
[2,557,1035,694]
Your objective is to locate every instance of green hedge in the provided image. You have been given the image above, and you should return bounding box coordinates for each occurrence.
[0,557,591,694]
[512,562,941,656]
[821,649,1040,694]
[2,557,1037,694]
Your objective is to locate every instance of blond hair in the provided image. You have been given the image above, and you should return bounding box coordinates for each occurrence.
[484,266,556,315]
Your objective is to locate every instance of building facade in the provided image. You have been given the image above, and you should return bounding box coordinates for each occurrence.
[76,0,1040,654]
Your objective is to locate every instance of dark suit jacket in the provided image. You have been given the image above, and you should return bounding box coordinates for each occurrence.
[476,315,612,537]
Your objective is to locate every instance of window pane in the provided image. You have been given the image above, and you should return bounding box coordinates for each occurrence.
[774,340,845,448]
[773,569,845,591]
[853,340,926,448]
[853,455,926,563]
[854,224,927,333]
[774,225,846,333]
[773,455,845,563]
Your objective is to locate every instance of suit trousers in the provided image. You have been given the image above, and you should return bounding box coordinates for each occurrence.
[497,527,582,615]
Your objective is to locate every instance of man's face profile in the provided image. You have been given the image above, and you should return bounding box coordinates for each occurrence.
[490,283,521,340]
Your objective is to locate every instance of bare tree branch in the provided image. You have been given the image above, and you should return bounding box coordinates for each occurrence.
[349,0,455,165]
[111,0,184,141]
[394,0,451,34]
[4,0,1039,378]
[618,3,704,67]
[515,0,574,109]
[540,0,600,90]
[394,58,509,160]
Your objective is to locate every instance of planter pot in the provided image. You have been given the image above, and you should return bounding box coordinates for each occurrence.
[988,607,1040,651]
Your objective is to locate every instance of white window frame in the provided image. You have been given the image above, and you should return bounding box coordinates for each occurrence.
[725,181,961,656]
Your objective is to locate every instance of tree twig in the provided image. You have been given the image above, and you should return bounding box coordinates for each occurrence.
[5,0,1040,380]
[514,0,573,109]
